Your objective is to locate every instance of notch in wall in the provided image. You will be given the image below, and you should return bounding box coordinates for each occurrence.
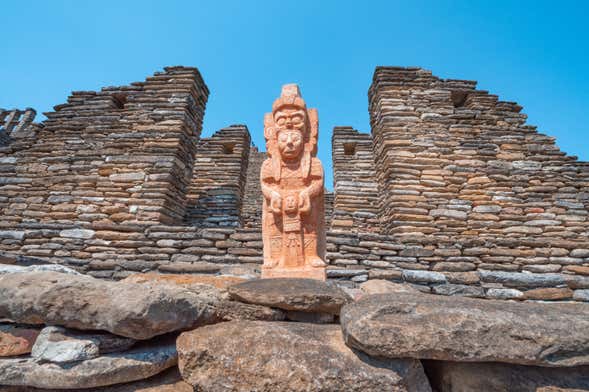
[343,142,356,156]
[223,143,235,154]
[450,90,469,108]
[111,93,127,109]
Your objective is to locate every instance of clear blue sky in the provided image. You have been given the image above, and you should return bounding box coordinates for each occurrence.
[1,0,588,190]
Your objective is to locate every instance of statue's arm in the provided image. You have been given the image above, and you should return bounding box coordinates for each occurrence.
[260,160,276,200]
[298,160,323,213]
[305,160,324,197]
[261,160,282,213]
[261,182,276,200]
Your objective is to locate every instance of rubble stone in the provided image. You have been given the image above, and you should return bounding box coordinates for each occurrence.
[0,337,177,389]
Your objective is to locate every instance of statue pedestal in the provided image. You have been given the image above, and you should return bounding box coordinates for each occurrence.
[262,266,326,281]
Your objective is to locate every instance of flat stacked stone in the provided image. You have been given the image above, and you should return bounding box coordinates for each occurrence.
[241,146,265,230]
[331,126,380,232]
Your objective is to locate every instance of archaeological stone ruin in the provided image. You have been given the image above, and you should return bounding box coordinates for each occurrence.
[1,65,589,391]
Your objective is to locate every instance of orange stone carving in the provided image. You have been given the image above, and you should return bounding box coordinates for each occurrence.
[261,84,326,280]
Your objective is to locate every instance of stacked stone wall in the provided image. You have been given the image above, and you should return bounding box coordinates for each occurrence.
[369,66,589,239]
[324,191,334,229]
[241,147,265,229]
[2,224,589,301]
[0,66,208,226]
[331,126,380,232]
[184,125,250,227]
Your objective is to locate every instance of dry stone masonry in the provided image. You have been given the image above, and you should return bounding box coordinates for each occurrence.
[0,108,38,144]
[0,65,588,302]
[331,126,379,232]
[185,124,250,228]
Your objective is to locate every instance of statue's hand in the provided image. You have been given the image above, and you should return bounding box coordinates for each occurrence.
[298,190,311,214]
[270,191,282,213]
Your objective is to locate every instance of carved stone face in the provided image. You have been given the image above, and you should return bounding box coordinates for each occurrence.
[284,194,298,213]
[274,108,306,132]
[277,129,303,160]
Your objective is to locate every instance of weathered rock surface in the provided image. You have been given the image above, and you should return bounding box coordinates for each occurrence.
[213,300,286,322]
[0,368,192,392]
[31,326,136,363]
[177,321,431,392]
[121,272,285,321]
[123,273,248,290]
[0,324,41,356]
[228,278,352,314]
[0,264,80,276]
[341,292,589,367]
[0,337,177,389]
[423,360,589,392]
[0,271,218,339]
[285,310,334,324]
[359,279,421,296]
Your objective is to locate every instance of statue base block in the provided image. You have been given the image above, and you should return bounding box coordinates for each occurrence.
[261,267,326,281]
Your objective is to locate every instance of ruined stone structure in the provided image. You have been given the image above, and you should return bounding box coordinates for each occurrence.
[1,66,588,301]
[331,126,379,232]
[185,124,250,228]
[0,108,38,145]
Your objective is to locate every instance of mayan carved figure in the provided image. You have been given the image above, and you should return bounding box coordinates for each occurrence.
[261,84,326,280]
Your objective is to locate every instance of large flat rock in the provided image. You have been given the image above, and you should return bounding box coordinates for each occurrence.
[0,336,177,389]
[341,292,589,367]
[423,360,589,392]
[121,272,285,322]
[177,321,431,392]
[0,271,219,340]
[227,278,351,314]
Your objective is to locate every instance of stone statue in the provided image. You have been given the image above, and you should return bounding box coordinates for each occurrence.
[261,84,326,280]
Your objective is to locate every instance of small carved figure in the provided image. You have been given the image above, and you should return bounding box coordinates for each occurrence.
[261,84,326,280]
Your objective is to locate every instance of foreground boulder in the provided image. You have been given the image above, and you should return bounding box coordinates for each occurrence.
[423,360,589,392]
[177,321,431,392]
[31,326,136,363]
[228,278,351,314]
[0,271,219,339]
[341,292,589,367]
[0,324,41,356]
[0,336,177,389]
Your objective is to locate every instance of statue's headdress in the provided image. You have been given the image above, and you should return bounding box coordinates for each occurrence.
[264,84,318,181]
